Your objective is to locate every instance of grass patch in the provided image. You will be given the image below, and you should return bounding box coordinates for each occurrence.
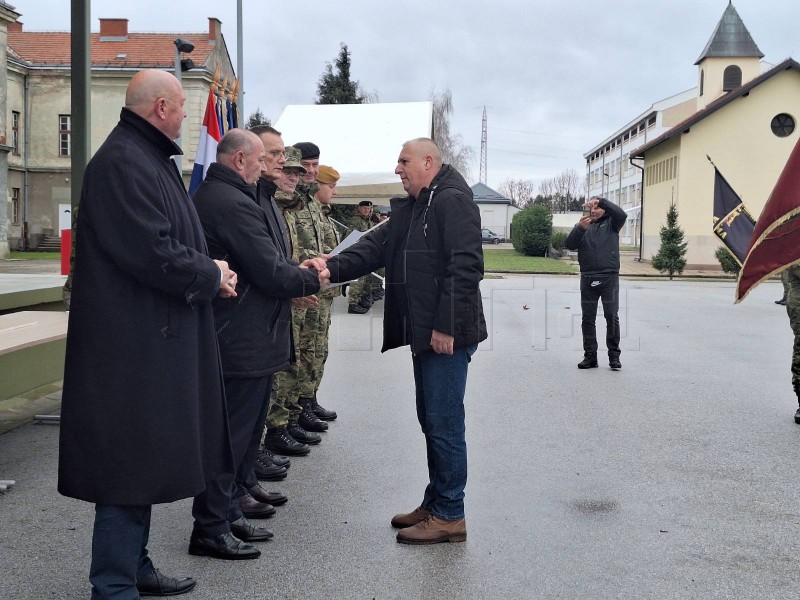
[619,245,639,252]
[9,252,61,260]
[484,248,577,273]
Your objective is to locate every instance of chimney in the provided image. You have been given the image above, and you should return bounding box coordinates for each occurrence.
[99,18,128,41]
[208,17,221,42]
[8,22,22,33]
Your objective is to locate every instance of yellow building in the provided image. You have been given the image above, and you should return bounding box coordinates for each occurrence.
[4,16,236,250]
[584,3,798,268]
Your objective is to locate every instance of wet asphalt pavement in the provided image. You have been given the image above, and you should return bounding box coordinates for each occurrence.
[1,275,798,599]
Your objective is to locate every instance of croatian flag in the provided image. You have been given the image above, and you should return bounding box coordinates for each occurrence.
[188,90,222,195]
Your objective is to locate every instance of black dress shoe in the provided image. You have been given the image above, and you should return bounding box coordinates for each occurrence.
[258,446,291,469]
[299,398,328,432]
[287,421,321,445]
[253,458,288,481]
[230,517,274,542]
[609,358,622,371]
[137,568,196,597]
[235,492,275,518]
[312,395,337,421]
[577,356,598,369]
[264,426,311,456]
[248,484,288,506]
[188,531,260,560]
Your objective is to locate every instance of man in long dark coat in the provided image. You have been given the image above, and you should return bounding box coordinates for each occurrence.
[58,69,237,599]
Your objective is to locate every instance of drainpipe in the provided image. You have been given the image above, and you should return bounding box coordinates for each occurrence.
[22,72,29,250]
[630,156,644,262]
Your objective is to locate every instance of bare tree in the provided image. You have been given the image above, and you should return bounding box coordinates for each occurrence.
[430,88,474,180]
[499,178,537,208]
[538,169,582,213]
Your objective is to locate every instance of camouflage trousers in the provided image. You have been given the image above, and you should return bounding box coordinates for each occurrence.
[309,295,334,395]
[267,305,307,428]
[788,299,800,390]
[348,270,384,306]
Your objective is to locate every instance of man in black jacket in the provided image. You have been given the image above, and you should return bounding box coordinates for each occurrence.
[564,196,628,370]
[325,138,487,545]
[191,129,327,560]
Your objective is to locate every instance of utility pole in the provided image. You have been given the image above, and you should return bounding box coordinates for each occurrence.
[237,0,244,119]
[479,106,487,184]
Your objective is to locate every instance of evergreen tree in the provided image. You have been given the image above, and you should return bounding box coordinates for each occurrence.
[246,108,270,128]
[316,43,365,104]
[651,202,688,279]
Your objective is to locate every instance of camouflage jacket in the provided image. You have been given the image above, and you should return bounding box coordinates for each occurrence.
[292,186,325,262]
[273,190,304,262]
[347,213,373,235]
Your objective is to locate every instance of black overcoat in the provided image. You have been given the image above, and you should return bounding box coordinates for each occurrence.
[58,108,234,506]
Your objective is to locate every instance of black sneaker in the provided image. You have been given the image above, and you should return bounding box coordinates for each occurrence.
[577,356,598,369]
[609,358,622,371]
[263,427,310,456]
[287,421,321,445]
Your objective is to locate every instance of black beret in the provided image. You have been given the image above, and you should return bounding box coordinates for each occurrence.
[358,200,373,207]
[293,142,320,160]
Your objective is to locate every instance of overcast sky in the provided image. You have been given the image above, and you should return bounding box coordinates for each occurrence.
[14,0,800,191]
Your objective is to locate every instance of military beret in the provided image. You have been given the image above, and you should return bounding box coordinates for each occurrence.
[316,165,340,184]
[293,142,320,160]
[358,200,373,207]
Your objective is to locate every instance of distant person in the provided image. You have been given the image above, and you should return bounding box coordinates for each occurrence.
[346,200,381,314]
[58,69,236,599]
[325,138,487,545]
[191,129,326,559]
[564,196,628,370]
[777,271,789,305]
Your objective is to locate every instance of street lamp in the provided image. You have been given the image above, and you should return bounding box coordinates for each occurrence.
[603,171,610,198]
[173,38,195,174]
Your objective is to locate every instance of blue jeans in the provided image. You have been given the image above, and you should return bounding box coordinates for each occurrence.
[90,504,153,600]
[411,343,477,521]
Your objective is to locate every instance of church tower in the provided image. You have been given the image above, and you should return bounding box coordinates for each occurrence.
[695,1,763,110]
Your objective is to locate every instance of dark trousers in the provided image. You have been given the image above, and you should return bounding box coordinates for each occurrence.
[90,504,153,600]
[238,376,275,491]
[192,375,273,536]
[580,273,621,359]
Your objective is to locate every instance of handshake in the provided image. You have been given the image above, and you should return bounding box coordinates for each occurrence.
[292,256,331,309]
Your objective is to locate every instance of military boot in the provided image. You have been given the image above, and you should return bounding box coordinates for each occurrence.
[258,446,290,469]
[298,397,328,432]
[287,420,321,445]
[371,287,385,302]
[312,392,337,421]
[577,354,598,369]
[793,381,800,424]
[264,426,310,456]
[348,303,369,314]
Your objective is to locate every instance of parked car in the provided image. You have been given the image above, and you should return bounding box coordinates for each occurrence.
[481,228,504,244]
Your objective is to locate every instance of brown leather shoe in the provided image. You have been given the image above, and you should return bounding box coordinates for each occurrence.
[396,515,467,545]
[390,506,431,528]
[235,493,275,519]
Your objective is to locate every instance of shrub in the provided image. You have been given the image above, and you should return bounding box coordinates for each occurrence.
[715,246,741,275]
[550,231,568,251]
[512,205,553,256]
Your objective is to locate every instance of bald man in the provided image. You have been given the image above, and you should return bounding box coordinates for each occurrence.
[190,130,326,559]
[325,138,487,545]
[58,69,236,598]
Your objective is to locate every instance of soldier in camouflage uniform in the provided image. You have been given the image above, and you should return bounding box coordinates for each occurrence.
[785,265,800,423]
[306,165,343,420]
[263,147,319,457]
[346,200,383,314]
[293,143,339,422]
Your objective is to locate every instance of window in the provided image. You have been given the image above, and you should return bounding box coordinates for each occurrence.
[700,70,704,96]
[11,187,20,225]
[59,114,71,157]
[771,113,795,138]
[723,65,742,91]
[12,111,19,156]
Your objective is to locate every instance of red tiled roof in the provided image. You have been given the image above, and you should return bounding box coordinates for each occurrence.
[8,31,215,68]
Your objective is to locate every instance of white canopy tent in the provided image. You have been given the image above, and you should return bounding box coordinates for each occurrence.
[274,101,433,203]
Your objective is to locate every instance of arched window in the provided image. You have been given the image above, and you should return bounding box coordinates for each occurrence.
[723,65,742,91]
[700,70,704,96]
